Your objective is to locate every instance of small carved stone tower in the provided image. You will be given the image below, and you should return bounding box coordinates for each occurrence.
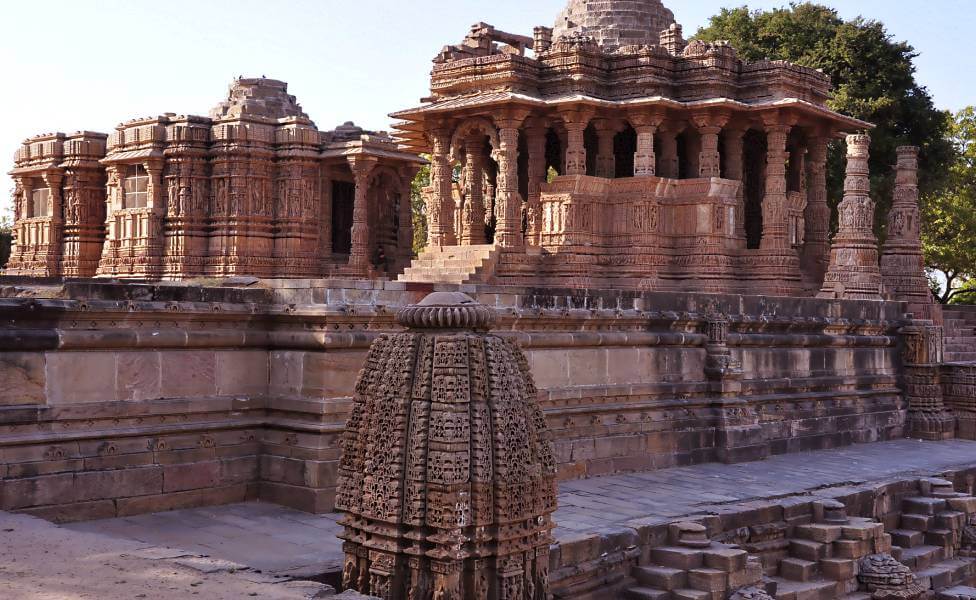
[881,146,939,320]
[819,134,885,301]
[336,292,557,600]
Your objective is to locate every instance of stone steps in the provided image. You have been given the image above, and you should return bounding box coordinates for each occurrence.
[938,585,976,599]
[916,558,976,591]
[769,576,844,599]
[944,310,976,363]
[398,244,500,284]
[897,544,945,571]
[623,587,670,599]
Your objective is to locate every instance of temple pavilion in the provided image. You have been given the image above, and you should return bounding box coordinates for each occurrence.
[393,0,873,296]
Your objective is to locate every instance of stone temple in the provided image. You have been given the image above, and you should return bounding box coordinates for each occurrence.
[4,1,976,599]
[7,77,423,280]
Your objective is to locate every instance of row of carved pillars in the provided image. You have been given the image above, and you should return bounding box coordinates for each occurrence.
[427,114,831,284]
[344,157,415,275]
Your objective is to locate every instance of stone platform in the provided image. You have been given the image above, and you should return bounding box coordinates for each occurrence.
[54,438,976,598]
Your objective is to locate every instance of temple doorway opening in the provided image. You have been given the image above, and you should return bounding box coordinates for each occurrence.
[614,124,637,178]
[743,129,767,249]
[331,180,354,255]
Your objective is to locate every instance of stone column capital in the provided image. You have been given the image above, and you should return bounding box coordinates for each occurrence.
[347,156,378,178]
[691,110,730,131]
[628,109,665,129]
[558,106,596,129]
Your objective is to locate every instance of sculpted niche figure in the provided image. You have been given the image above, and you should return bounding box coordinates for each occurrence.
[335,292,557,600]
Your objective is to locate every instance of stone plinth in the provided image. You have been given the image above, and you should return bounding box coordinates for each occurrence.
[336,292,557,599]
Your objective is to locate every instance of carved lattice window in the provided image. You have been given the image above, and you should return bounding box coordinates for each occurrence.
[31,179,50,217]
[123,164,149,208]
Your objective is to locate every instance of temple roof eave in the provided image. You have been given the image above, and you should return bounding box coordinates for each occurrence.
[100,149,166,165]
[321,142,428,165]
[390,93,874,147]
[8,161,63,177]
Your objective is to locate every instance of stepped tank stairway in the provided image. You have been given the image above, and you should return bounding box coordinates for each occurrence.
[621,485,976,600]
[945,307,976,363]
[397,244,500,285]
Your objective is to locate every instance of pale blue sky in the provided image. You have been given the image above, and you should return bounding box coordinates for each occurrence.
[2,0,974,216]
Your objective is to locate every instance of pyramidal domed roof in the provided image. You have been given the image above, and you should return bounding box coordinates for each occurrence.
[553,0,677,51]
[209,77,309,121]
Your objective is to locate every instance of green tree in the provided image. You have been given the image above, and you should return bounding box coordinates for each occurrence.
[411,162,430,256]
[0,199,12,269]
[923,107,976,304]
[695,3,953,234]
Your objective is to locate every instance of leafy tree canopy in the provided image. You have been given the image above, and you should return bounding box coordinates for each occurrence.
[0,203,12,269]
[694,3,953,231]
[923,107,976,304]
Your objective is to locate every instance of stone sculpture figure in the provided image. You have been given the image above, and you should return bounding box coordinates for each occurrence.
[336,292,557,600]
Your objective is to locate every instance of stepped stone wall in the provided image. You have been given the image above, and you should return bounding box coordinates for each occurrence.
[0,279,913,522]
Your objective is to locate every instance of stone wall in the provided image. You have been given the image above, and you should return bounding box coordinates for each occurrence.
[0,279,908,520]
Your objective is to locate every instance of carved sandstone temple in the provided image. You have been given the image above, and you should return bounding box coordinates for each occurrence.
[392,0,872,296]
[6,78,423,280]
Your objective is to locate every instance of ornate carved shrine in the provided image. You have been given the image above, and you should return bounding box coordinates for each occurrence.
[7,78,423,280]
[335,292,557,600]
[392,0,874,295]
[6,132,107,277]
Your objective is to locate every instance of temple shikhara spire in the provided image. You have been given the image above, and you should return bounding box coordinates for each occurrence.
[336,292,557,600]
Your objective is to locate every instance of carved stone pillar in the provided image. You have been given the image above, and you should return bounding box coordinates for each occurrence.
[658,126,679,178]
[561,111,591,176]
[723,127,747,241]
[818,134,884,299]
[460,136,486,245]
[802,137,831,289]
[693,113,728,179]
[5,180,27,272]
[882,146,937,320]
[41,171,64,277]
[902,323,955,440]
[144,160,166,278]
[594,121,617,178]
[760,123,791,250]
[348,157,377,274]
[525,124,548,245]
[493,120,523,247]
[427,128,456,247]
[631,112,662,178]
[397,168,417,270]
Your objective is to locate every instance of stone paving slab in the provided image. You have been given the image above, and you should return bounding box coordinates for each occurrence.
[0,511,335,600]
[61,439,976,579]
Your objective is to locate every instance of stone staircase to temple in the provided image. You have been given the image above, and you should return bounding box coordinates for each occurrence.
[397,244,500,285]
[945,307,976,363]
[621,489,976,600]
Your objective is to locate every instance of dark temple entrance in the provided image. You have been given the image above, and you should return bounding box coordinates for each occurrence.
[331,181,355,254]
